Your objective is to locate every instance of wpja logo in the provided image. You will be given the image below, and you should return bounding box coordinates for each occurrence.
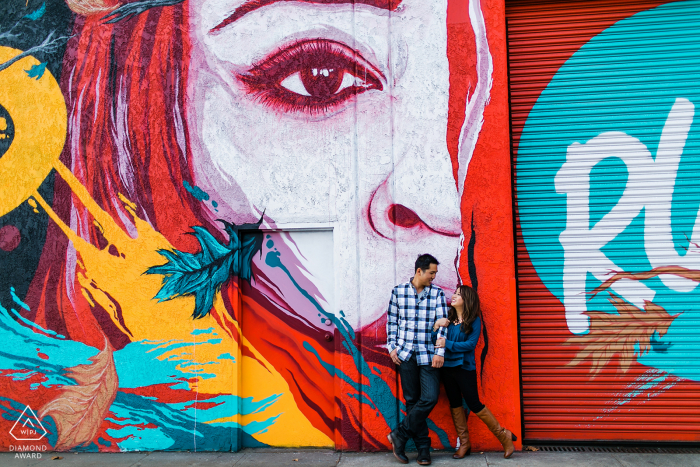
[9,405,48,459]
[10,405,47,441]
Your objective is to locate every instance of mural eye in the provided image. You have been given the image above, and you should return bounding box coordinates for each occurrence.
[239,39,384,115]
[279,68,361,99]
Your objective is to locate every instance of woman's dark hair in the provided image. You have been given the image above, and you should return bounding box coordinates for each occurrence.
[447,285,481,335]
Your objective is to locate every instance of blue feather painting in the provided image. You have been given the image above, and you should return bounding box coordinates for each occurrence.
[146,218,264,319]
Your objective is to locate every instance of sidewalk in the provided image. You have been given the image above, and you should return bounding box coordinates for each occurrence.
[2,449,700,467]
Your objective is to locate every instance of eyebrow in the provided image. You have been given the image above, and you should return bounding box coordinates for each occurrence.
[210,0,402,33]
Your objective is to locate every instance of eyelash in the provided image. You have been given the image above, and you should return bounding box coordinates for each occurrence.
[238,39,384,115]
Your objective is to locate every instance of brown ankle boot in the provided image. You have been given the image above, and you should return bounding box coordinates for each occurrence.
[450,407,471,458]
[475,407,517,459]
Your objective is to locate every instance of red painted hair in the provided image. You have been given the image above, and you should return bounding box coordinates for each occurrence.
[26,2,207,350]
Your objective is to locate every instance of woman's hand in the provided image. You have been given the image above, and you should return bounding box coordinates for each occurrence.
[433,318,450,331]
[435,338,446,348]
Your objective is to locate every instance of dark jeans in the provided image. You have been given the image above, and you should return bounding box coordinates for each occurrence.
[397,353,440,450]
[441,366,485,413]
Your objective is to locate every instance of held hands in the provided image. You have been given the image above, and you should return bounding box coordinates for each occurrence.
[435,338,446,348]
[390,348,401,366]
[433,317,450,331]
[432,355,444,368]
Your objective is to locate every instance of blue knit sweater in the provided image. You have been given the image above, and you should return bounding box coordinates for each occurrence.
[432,316,481,370]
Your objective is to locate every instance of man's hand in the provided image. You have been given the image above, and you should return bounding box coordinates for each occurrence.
[435,338,446,348]
[390,349,401,366]
[432,355,444,368]
[432,318,450,331]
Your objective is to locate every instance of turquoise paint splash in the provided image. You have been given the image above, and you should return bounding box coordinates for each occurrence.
[0,302,95,386]
[217,353,236,362]
[24,62,47,80]
[183,181,220,211]
[241,393,280,416]
[114,339,222,389]
[10,287,30,311]
[106,392,270,451]
[6,304,65,339]
[0,287,275,452]
[183,181,210,201]
[23,2,46,20]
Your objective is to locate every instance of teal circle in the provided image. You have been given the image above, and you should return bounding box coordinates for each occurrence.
[517,0,700,380]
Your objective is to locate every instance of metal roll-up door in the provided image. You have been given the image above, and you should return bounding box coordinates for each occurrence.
[508,0,700,442]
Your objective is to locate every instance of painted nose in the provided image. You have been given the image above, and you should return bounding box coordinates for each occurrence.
[388,204,421,229]
[368,174,461,240]
[387,203,460,237]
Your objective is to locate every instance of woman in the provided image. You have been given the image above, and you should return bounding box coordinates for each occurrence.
[433,285,517,459]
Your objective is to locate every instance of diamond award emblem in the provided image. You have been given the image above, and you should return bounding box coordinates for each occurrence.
[10,406,47,441]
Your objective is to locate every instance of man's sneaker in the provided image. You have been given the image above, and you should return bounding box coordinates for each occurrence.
[387,430,409,464]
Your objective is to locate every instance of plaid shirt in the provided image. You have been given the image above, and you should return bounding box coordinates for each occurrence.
[386,281,448,365]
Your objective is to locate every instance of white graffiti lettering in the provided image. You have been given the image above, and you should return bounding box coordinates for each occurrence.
[555,97,697,334]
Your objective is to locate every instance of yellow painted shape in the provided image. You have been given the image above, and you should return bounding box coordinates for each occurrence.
[0,47,66,216]
[209,302,333,447]
[34,177,238,396]
[240,353,333,447]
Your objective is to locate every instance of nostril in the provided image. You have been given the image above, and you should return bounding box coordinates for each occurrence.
[388,204,423,229]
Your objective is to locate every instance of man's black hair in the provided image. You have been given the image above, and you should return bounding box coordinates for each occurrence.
[415,254,439,272]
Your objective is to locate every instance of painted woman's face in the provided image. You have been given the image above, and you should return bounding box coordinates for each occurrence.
[188,0,462,328]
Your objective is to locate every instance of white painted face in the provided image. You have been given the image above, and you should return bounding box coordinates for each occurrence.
[187,0,464,329]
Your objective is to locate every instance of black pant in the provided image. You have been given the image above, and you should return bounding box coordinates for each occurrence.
[397,353,440,450]
[441,366,485,413]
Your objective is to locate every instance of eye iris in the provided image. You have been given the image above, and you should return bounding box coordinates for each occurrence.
[299,66,344,99]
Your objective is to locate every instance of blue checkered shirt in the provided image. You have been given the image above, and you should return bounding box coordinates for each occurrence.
[386,281,448,365]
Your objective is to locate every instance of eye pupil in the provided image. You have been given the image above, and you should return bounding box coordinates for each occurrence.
[301,67,344,99]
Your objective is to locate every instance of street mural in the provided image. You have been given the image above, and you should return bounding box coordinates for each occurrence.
[517,0,700,437]
[0,0,518,453]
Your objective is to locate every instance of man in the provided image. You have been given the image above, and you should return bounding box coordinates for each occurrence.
[386,254,448,465]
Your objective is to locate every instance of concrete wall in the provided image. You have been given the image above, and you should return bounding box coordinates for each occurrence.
[0,0,520,452]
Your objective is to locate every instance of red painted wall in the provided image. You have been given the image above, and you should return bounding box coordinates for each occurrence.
[458,0,522,452]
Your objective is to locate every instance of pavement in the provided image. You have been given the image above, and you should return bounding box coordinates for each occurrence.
[2,449,700,467]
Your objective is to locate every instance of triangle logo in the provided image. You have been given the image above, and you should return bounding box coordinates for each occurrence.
[10,406,48,441]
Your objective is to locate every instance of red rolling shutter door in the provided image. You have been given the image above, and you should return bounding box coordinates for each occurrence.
[507,0,700,442]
